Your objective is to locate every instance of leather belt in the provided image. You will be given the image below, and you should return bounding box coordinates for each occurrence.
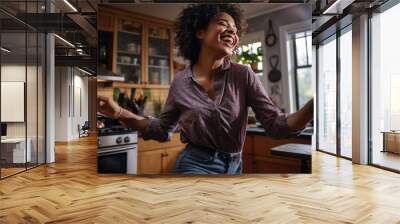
[188,142,242,160]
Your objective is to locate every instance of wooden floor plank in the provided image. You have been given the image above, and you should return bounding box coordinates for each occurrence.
[0,136,399,223]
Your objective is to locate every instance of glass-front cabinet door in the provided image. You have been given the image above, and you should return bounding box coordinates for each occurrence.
[116,18,142,84]
[147,25,171,85]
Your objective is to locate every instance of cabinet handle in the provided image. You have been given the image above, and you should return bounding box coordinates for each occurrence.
[160,153,169,158]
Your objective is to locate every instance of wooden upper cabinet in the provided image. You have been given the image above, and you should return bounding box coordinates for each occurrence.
[98,6,175,88]
[147,24,173,85]
[116,18,143,84]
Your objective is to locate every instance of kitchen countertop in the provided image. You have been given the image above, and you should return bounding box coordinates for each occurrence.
[139,126,312,139]
[246,126,313,140]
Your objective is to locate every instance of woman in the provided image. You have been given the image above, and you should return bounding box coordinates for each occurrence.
[98,4,313,174]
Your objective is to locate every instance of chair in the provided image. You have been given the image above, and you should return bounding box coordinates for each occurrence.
[78,121,90,138]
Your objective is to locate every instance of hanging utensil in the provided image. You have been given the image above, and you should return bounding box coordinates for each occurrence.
[268,55,282,83]
[265,20,277,47]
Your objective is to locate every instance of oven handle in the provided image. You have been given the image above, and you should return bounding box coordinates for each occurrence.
[98,145,136,155]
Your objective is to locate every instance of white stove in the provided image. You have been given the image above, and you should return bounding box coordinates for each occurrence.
[97,127,138,174]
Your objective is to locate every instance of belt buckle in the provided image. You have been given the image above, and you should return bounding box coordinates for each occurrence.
[217,151,237,159]
[215,151,227,160]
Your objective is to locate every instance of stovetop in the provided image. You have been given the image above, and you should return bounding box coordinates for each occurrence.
[98,127,138,148]
[98,126,136,136]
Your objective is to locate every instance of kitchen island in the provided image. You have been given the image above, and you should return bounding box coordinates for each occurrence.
[243,126,312,173]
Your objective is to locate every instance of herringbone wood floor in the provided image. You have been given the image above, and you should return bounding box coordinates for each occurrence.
[1,136,400,224]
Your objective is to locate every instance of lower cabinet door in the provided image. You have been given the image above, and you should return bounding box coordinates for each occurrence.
[242,154,254,173]
[253,156,301,173]
[138,149,164,174]
[162,146,184,174]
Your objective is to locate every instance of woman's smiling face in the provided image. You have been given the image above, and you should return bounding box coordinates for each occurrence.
[197,12,239,58]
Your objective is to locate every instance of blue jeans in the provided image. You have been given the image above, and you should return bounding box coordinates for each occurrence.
[173,143,242,175]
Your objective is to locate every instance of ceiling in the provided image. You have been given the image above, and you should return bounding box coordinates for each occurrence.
[107,3,294,22]
[0,0,98,14]
[1,32,45,64]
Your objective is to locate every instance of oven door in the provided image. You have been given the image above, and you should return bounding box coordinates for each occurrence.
[98,145,137,174]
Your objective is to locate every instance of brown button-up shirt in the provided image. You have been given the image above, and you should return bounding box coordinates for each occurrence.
[142,59,299,153]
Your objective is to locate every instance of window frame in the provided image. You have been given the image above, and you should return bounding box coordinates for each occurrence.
[292,31,312,111]
[278,20,312,113]
[368,0,400,173]
[315,23,353,160]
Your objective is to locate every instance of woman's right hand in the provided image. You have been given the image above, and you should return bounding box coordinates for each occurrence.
[97,96,122,119]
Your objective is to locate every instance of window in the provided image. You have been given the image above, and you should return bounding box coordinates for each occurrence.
[236,42,263,75]
[317,35,337,155]
[370,2,400,171]
[292,31,312,109]
[316,23,353,159]
[339,27,352,158]
[0,2,47,179]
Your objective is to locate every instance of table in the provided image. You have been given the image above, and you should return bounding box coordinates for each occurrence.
[1,138,32,164]
[270,144,311,173]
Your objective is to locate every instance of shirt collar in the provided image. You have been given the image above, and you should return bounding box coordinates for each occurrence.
[219,58,232,71]
[186,58,232,79]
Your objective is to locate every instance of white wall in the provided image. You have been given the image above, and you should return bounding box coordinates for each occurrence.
[46,33,55,163]
[72,72,89,138]
[1,63,46,164]
[1,65,27,138]
[352,15,369,164]
[54,67,89,141]
[1,65,41,137]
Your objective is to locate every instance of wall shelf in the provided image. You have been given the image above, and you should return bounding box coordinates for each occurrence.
[117,63,140,66]
[112,82,170,89]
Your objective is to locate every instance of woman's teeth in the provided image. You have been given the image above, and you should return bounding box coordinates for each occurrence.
[221,35,234,46]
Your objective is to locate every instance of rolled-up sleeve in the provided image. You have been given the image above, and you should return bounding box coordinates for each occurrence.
[141,82,180,142]
[246,67,300,139]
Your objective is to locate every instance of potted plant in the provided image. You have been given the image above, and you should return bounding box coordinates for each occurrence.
[153,97,164,118]
[235,46,262,72]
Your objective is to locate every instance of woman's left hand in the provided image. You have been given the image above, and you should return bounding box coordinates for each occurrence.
[287,98,314,132]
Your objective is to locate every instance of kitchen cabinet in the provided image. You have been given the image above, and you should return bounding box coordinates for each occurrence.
[98,6,175,88]
[138,149,163,174]
[137,133,185,174]
[115,18,143,84]
[243,133,311,173]
[147,24,173,85]
[98,11,114,32]
[162,146,184,173]
[242,136,254,173]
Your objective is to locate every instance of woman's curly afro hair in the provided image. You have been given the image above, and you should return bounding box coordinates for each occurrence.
[175,4,244,65]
